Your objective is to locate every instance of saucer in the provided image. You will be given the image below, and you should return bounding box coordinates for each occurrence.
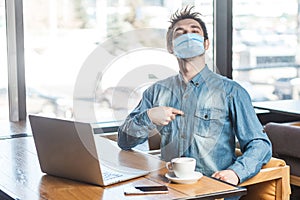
[165,171,203,184]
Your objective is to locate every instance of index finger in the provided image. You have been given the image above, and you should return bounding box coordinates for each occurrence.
[171,108,184,116]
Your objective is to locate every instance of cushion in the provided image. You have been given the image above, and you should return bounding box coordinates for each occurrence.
[240,180,276,200]
[238,152,287,200]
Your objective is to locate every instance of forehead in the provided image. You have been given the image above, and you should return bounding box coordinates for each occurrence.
[173,18,201,29]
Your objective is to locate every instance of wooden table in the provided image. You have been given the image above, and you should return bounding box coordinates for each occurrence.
[0,120,246,200]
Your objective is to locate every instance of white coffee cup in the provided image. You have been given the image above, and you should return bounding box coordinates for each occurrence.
[166,157,196,178]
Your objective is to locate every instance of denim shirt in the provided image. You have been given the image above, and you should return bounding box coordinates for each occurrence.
[118,66,272,183]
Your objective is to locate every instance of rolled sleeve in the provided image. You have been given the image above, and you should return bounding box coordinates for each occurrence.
[228,140,272,183]
[118,88,157,150]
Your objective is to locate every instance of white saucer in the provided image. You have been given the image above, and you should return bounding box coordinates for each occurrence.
[165,171,203,184]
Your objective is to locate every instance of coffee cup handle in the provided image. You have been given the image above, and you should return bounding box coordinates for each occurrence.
[166,162,174,172]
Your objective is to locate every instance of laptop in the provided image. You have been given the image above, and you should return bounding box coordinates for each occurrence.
[29,115,149,186]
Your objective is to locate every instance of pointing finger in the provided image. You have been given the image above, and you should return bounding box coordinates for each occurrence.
[171,108,184,116]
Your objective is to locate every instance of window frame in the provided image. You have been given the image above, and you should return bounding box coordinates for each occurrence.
[5,0,26,121]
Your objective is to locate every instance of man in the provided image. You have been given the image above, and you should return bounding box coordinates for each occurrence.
[118,6,271,186]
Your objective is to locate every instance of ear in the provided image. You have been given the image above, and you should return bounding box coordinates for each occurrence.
[166,28,174,54]
[204,39,210,50]
[167,42,173,54]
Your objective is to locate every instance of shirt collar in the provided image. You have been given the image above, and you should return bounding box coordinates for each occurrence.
[177,65,211,87]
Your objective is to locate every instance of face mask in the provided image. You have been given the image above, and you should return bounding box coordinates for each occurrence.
[173,33,205,59]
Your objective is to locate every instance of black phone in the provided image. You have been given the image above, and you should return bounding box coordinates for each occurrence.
[124,185,169,195]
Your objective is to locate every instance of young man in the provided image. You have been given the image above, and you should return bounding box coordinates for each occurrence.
[118,6,271,186]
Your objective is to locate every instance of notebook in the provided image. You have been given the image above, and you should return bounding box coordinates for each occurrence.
[29,115,149,186]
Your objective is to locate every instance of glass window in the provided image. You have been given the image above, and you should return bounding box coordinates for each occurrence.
[23,0,98,120]
[0,0,8,120]
[23,0,213,123]
[232,0,300,101]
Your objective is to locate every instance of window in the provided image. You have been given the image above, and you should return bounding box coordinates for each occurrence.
[23,0,98,120]
[0,0,8,120]
[232,0,300,101]
[23,0,213,123]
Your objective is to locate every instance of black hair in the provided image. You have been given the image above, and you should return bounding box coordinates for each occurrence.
[166,6,208,53]
[169,6,208,40]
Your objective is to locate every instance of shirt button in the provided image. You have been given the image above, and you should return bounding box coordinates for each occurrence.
[181,134,186,139]
[204,114,208,119]
[195,82,199,86]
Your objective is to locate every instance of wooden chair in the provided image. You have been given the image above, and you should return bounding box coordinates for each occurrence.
[236,149,290,200]
[147,135,291,200]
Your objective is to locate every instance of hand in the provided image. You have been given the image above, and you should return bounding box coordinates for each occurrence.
[211,170,240,185]
[147,106,184,126]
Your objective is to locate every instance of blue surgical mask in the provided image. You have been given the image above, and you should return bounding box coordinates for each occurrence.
[173,33,205,59]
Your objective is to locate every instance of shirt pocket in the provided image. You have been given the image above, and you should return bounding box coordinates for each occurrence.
[194,108,226,138]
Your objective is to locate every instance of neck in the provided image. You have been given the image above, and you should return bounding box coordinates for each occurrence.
[178,56,206,82]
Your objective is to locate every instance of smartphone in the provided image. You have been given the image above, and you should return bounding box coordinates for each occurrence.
[124,185,169,195]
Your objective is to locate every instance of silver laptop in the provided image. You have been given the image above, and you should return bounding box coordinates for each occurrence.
[29,115,149,186]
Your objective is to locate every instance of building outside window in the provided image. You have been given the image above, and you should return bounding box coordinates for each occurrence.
[232,0,300,102]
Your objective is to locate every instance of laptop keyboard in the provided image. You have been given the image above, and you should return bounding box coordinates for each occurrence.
[100,161,149,184]
[102,170,123,180]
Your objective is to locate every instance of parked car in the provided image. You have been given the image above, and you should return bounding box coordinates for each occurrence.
[96,86,143,110]
[273,77,300,100]
[0,87,72,118]
[27,87,73,118]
